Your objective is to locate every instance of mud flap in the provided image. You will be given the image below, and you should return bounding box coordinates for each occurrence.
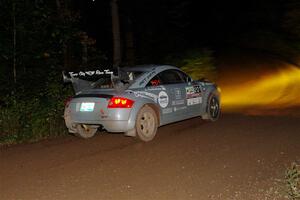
[124,128,136,137]
[64,109,77,133]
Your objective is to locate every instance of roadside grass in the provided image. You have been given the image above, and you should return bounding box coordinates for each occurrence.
[0,113,68,146]
[0,72,73,146]
[285,162,300,199]
[266,162,300,200]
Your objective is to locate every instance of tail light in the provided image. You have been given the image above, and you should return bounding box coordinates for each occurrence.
[64,97,73,107]
[108,97,134,108]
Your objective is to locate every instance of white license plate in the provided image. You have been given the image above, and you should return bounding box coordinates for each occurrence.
[80,102,95,112]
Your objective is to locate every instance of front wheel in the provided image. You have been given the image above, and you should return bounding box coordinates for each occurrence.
[135,105,158,142]
[202,95,220,121]
[74,124,98,139]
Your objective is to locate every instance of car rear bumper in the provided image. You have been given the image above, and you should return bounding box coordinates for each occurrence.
[72,120,132,132]
[64,107,135,133]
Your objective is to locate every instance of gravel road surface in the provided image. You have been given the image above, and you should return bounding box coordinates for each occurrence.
[1,113,300,200]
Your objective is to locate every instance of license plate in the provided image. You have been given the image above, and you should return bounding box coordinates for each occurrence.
[80,102,95,112]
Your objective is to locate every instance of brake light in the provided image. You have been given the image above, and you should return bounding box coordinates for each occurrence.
[64,97,73,107]
[108,97,134,108]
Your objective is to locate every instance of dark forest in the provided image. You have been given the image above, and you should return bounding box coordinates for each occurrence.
[0,0,300,143]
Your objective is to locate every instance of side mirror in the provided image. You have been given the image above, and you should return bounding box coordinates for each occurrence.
[186,76,192,83]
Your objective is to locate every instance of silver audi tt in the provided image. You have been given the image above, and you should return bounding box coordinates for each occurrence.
[63,65,220,141]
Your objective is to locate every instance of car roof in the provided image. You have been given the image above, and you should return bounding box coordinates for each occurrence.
[123,64,179,72]
[126,64,186,89]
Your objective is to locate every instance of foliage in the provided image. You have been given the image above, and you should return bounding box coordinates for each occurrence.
[122,0,191,64]
[164,49,217,82]
[236,30,300,64]
[285,162,300,200]
[282,0,300,40]
[0,71,73,145]
[0,0,106,145]
[0,0,104,82]
[282,0,300,65]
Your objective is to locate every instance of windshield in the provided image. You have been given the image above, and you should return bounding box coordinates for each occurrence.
[63,69,144,94]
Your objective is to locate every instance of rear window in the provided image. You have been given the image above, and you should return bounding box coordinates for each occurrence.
[66,69,144,92]
[92,71,143,89]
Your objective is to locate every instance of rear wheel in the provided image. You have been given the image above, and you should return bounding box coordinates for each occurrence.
[74,124,98,139]
[136,105,158,142]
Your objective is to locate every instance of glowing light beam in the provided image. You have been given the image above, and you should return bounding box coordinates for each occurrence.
[220,65,300,111]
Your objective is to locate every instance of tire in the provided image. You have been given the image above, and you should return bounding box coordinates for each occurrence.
[74,124,98,139]
[135,105,158,142]
[202,95,220,121]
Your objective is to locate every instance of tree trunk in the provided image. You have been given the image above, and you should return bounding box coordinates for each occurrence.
[56,0,69,69]
[125,19,135,65]
[111,0,121,67]
[12,1,17,84]
[55,0,61,10]
[82,42,88,65]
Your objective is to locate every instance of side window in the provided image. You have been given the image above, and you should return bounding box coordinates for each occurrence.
[146,75,161,87]
[145,69,188,86]
[159,69,185,84]
[177,70,190,82]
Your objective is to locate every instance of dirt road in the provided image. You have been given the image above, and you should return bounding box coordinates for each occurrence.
[1,113,300,200]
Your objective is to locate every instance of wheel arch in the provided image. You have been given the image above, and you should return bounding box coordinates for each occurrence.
[144,103,161,125]
[126,101,161,136]
[202,87,221,120]
[206,90,221,111]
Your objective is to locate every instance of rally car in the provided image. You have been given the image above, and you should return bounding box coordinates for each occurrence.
[63,65,220,141]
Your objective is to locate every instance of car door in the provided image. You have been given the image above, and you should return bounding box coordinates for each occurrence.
[174,70,203,118]
[146,69,189,125]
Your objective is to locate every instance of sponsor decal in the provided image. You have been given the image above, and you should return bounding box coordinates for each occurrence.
[131,90,158,102]
[187,97,202,106]
[69,69,113,77]
[139,69,156,86]
[171,99,185,106]
[185,86,194,95]
[158,91,169,108]
[100,109,105,115]
[186,86,201,98]
[145,85,166,91]
[185,85,202,106]
[193,85,201,93]
[174,106,187,112]
[162,108,173,114]
[174,88,182,99]
[100,108,108,118]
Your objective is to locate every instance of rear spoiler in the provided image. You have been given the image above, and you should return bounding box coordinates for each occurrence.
[62,68,128,94]
[62,69,115,83]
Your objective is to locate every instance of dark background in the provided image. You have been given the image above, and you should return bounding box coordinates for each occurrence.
[74,0,288,63]
[0,0,299,143]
